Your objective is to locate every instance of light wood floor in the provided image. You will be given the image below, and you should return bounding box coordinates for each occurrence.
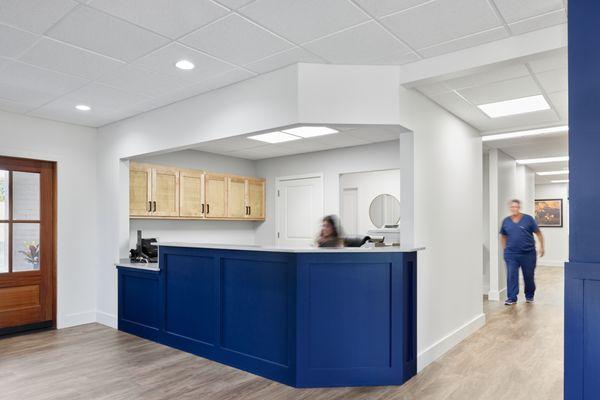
[1,267,564,400]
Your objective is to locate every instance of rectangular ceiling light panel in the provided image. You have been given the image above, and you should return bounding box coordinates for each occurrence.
[516,156,569,165]
[478,95,551,118]
[247,131,301,143]
[281,126,339,138]
[537,170,569,176]
[481,125,568,142]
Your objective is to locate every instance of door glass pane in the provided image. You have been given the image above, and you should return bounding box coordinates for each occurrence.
[13,223,40,271]
[13,172,40,220]
[0,223,7,273]
[0,170,8,220]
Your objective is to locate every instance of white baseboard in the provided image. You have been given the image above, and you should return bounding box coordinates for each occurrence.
[96,311,117,329]
[539,260,566,267]
[488,287,507,301]
[57,310,96,329]
[417,313,486,372]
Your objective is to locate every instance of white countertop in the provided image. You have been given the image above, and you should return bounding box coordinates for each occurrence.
[115,259,160,271]
[155,242,425,253]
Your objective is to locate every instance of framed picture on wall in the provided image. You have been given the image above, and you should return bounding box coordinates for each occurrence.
[535,199,563,227]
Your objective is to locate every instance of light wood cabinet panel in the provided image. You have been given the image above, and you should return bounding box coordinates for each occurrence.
[227,177,247,218]
[180,169,204,218]
[130,164,152,216]
[205,174,227,218]
[152,166,179,217]
[247,179,265,219]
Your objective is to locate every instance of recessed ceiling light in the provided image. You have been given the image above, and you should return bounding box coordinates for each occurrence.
[75,104,91,111]
[481,125,568,142]
[175,59,195,70]
[247,131,301,144]
[478,95,550,118]
[281,126,339,138]
[537,170,569,176]
[551,179,569,183]
[516,156,569,165]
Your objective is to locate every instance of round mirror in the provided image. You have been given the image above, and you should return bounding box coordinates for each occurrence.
[369,194,400,228]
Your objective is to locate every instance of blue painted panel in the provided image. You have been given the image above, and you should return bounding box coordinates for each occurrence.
[307,262,391,369]
[163,254,216,348]
[118,268,160,341]
[220,256,290,367]
[584,279,600,398]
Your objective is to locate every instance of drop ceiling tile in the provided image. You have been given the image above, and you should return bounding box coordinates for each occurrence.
[311,132,370,147]
[214,0,255,9]
[547,90,568,121]
[245,47,325,74]
[19,37,124,80]
[0,0,77,34]
[46,6,170,61]
[527,50,567,73]
[492,0,563,23]
[227,145,295,160]
[239,0,369,44]
[0,60,87,107]
[428,91,490,129]
[444,64,530,91]
[380,0,501,49]
[193,135,264,153]
[371,50,419,65]
[535,68,567,94]
[0,97,37,114]
[134,43,235,83]
[509,9,566,35]
[419,27,509,58]
[476,109,560,132]
[96,65,189,98]
[458,75,541,105]
[181,14,293,65]
[303,21,410,64]
[0,24,38,58]
[416,82,453,96]
[88,0,229,39]
[28,106,115,127]
[346,126,400,142]
[189,68,255,94]
[351,0,432,18]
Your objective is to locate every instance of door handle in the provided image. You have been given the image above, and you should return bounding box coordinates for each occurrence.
[153,201,157,212]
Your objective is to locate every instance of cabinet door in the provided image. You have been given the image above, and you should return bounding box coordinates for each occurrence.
[227,177,247,218]
[247,179,265,219]
[205,174,227,218]
[130,163,152,216]
[180,170,204,218]
[152,166,179,217]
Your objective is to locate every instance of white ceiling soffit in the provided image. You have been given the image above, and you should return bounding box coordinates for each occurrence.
[0,0,567,127]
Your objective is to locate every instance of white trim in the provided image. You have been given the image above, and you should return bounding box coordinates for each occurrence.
[275,173,324,246]
[96,311,117,329]
[539,260,566,267]
[58,310,96,329]
[417,313,486,372]
[488,287,507,301]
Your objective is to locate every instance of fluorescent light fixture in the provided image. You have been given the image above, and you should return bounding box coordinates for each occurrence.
[516,156,569,165]
[75,104,91,111]
[247,131,300,144]
[281,126,339,138]
[175,59,195,70]
[537,170,569,176]
[481,125,568,142]
[478,95,550,118]
[551,179,569,183]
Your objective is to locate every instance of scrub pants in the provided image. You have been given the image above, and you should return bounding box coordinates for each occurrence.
[504,250,537,301]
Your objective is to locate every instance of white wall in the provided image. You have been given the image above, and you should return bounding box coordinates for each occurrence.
[0,110,98,328]
[340,169,401,235]
[254,141,400,245]
[128,149,258,249]
[535,183,569,266]
[483,152,490,295]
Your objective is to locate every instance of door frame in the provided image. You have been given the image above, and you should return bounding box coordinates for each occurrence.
[0,155,57,332]
[275,173,324,246]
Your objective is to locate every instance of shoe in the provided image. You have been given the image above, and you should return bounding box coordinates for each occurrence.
[526,298,535,303]
[504,299,517,305]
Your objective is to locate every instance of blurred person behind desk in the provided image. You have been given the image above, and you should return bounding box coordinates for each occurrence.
[316,215,343,248]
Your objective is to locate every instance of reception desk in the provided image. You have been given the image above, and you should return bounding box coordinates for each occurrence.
[116,243,422,388]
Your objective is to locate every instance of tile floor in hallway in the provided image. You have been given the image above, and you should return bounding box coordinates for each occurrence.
[1,267,563,400]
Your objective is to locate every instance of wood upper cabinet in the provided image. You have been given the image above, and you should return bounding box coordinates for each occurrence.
[130,163,152,216]
[227,177,247,218]
[204,174,227,219]
[247,179,265,219]
[129,162,265,221]
[180,169,204,218]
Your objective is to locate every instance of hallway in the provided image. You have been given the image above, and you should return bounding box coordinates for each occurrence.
[1,267,563,400]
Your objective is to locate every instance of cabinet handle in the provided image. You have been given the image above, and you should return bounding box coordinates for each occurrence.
[148,201,152,212]
[153,201,157,212]
[206,204,210,214]
[201,203,205,214]
[248,206,251,215]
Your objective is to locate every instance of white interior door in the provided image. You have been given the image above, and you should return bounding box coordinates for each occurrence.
[341,187,358,236]
[277,175,323,247]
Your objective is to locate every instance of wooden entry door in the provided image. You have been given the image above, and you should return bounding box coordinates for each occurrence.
[0,156,55,333]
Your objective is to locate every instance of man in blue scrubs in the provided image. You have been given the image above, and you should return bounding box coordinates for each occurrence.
[499,199,545,305]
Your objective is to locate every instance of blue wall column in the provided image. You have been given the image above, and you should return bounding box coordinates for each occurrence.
[566,2,600,399]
